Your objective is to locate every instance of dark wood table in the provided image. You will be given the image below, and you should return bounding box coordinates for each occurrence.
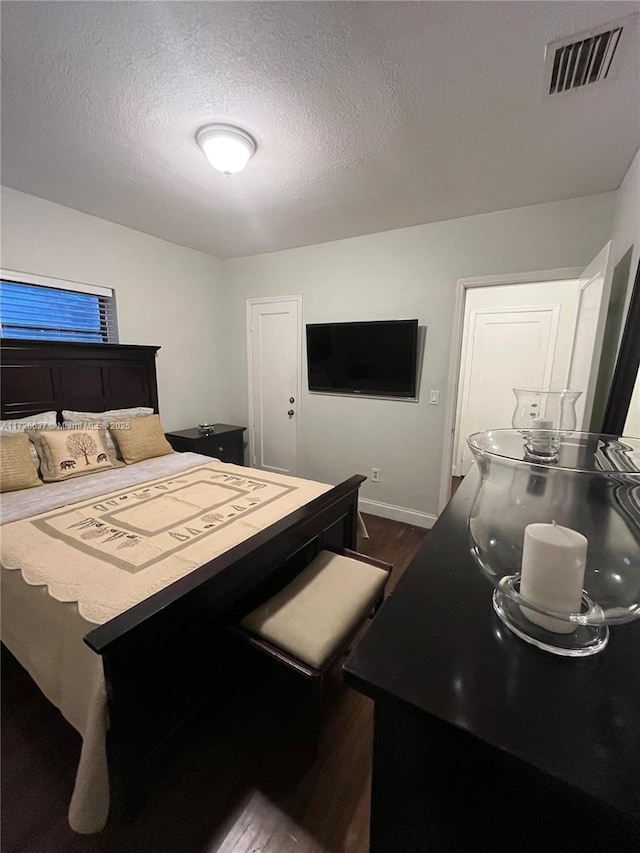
[165,424,246,465]
[344,472,640,853]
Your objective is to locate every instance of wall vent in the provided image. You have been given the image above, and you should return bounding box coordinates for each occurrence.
[544,18,630,95]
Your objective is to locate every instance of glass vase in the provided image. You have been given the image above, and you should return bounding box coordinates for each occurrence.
[467,429,640,657]
[511,388,582,463]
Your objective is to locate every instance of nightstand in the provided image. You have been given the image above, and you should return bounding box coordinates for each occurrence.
[165,424,246,465]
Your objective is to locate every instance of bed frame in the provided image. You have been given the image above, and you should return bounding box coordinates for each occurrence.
[0,338,365,821]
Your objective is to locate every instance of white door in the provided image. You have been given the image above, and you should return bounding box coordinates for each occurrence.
[453,280,581,475]
[247,296,301,475]
[567,242,615,430]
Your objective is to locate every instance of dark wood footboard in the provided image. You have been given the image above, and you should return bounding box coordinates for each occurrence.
[84,474,365,820]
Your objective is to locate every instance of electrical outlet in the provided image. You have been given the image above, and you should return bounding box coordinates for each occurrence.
[371,468,381,483]
[430,390,440,405]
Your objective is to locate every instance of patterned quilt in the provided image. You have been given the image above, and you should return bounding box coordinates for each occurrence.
[1,463,330,625]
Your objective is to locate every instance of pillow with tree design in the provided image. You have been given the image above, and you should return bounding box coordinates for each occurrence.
[28,428,114,482]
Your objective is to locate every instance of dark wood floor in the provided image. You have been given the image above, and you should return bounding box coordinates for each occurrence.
[1,514,428,853]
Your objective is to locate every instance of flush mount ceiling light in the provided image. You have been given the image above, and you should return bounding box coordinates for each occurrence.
[196,124,256,175]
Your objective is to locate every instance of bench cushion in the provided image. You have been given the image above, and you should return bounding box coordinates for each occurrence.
[240,550,388,670]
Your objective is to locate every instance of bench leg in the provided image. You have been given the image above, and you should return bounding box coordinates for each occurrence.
[302,675,324,764]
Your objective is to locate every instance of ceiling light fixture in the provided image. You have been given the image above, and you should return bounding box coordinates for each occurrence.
[196,124,256,175]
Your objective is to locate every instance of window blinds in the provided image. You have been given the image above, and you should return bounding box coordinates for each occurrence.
[0,279,118,343]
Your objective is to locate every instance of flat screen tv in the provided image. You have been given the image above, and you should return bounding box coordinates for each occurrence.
[306,319,418,398]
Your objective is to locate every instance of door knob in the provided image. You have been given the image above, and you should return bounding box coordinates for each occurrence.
[288,409,295,417]
[289,397,295,404]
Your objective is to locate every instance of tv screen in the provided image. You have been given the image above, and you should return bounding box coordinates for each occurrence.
[306,319,418,398]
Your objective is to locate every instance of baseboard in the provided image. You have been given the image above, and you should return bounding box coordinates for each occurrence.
[358,498,437,529]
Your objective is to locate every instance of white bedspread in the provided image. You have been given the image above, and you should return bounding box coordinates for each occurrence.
[0,453,332,834]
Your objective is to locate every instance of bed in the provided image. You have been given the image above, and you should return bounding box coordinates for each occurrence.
[0,338,365,833]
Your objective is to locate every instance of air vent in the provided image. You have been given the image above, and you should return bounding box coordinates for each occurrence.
[544,17,632,96]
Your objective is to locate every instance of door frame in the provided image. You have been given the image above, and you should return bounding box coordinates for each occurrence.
[452,302,562,476]
[437,267,583,514]
[246,294,303,472]
[566,241,614,431]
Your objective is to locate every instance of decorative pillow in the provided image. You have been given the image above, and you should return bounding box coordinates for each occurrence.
[28,428,114,482]
[62,407,153,460]
[110,414,174,465]
[0,433,43,492]
[0,411,58,466]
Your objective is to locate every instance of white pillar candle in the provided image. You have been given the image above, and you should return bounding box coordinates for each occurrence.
[520,522,588,634]
[528,418,558,456]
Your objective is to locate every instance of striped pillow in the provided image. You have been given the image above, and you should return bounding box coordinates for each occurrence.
[110,415,174,464]
[0,411,58,467]
[0,433,42,492]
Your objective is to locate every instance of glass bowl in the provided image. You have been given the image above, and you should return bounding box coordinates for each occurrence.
[467,429,640,656]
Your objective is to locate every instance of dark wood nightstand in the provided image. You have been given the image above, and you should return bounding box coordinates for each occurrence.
[165,424,246,465]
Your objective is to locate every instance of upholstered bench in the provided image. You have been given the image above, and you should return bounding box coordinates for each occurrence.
[237,548,391,678]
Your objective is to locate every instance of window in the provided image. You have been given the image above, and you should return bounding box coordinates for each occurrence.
[0,272,117,343]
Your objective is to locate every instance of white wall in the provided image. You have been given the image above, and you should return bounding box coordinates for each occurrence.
[0,186,228,431]
[223,193,616,523]
[0,185,622,520]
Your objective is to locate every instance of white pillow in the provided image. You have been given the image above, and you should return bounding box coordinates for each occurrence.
[0,411,58,466]
[62,407,154,459]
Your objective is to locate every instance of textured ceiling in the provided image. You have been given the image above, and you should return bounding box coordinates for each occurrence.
[1,1,639,259]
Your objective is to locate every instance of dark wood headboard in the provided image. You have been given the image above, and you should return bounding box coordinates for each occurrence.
[0,339,160,420]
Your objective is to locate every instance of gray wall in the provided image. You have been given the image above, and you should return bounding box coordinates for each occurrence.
[223,193,616,520]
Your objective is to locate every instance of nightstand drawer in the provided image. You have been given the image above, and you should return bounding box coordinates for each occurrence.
[204,432,243,464]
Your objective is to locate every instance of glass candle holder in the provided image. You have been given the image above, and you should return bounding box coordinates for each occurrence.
[511,388,582,463]
[467,429,640,657]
